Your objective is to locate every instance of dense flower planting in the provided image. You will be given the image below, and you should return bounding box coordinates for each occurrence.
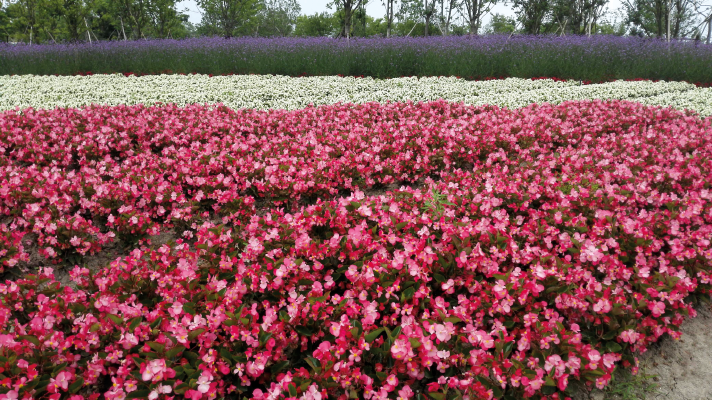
[1,36,711,84]
[2,75,712,116]
[0,99,711,400]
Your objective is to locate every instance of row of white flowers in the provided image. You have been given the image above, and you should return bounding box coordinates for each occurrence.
[1,74,710,115]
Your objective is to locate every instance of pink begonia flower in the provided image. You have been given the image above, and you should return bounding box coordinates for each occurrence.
[581,241,604,263]
[148,384,172,400]
[558,374,569,391]
[185,389,203,400]
[141,359,172,382]
[386,374,398,386]
[603,353,620,369]
[0,390,18,400]
[649,300,666,317]
[397,385,414,400]
[620,329,638,343]
[544,354,566,377]
[390,338,412,360]
[301,384,322,400]
[0,335,17,348]
[48,371,71,392]
[197,372,213,393]
[431,322,455,342]
[593,298,612,314]
[566,355,581,373]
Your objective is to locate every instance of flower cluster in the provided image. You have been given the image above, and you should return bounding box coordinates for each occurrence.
[1,74,710,116]
[0,99,711,400]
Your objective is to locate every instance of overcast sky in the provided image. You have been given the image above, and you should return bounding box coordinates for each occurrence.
[177,0,707,32]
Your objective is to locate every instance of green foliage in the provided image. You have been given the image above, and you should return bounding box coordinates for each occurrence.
[485,13,516,34]
[294,12,338,37]
[195,0,261,37]
[1,0,192,42]
[254,0,300,36]
[602,367,660,400]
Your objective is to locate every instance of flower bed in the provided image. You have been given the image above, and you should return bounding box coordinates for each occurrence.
[0,99,711,399]
[1,36,711,85]
[3,75,712,116]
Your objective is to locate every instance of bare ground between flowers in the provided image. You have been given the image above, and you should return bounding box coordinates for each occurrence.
[3,180,712,400]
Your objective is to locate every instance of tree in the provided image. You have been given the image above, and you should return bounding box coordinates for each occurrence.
[512,0,550,33]
[434,0,459,35]
[382,0,398,36]
[461,0,498,34]
[484,12,516,33]
[196,0,260,38]
[255,0,300,36]
[548,0,608,35]
[146,0,180,38]
[396,0,438,36]
[6,0,45,43]
[55,0,93,41]
[623,0,700,38]
[328,0,368,39]
[293,12,337,36]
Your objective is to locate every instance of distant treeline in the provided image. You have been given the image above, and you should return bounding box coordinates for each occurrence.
[0,0,710,44]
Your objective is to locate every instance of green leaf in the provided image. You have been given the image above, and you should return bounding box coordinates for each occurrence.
[606,342,623,353]
[19,335,41,346]
[433,273,446,283]
[259,332,273,347]
[150,317,162,329]
[443,317,461,323]
[270,360,289,374]
[166,345,186,359]
[148,342,165,353]
[107,314,124,324]
[219,348,234,364]
[305,357,321,373]
[295,326,313,337]
[429,393,445,400]
[602,330,618,340]
[69,377,84,394]
[52,363,68,376]
[128,317,142,332]
[390,326,402,339]
[409,338,422,349]
[288,383,297,397]
[126,390,151,399]
[182,302,196,315]
[401,286,415,302]
[365,328,385,343]
[188,328,205,342]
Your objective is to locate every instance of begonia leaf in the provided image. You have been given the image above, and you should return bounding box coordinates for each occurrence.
[166,345,186,359]
[126,390,151,399]
[69,377,84,394]
[19,335,41,347]
[188,328,205,341]
[270,360,289,374]
[295,326,313,337]
[365,328,385,343]
[606,342,623,353]
[148,342,165,354]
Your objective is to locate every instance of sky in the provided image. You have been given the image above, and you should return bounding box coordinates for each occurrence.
[177,0,707,32]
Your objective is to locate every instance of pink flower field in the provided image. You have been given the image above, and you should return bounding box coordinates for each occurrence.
[0,99,711,400]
